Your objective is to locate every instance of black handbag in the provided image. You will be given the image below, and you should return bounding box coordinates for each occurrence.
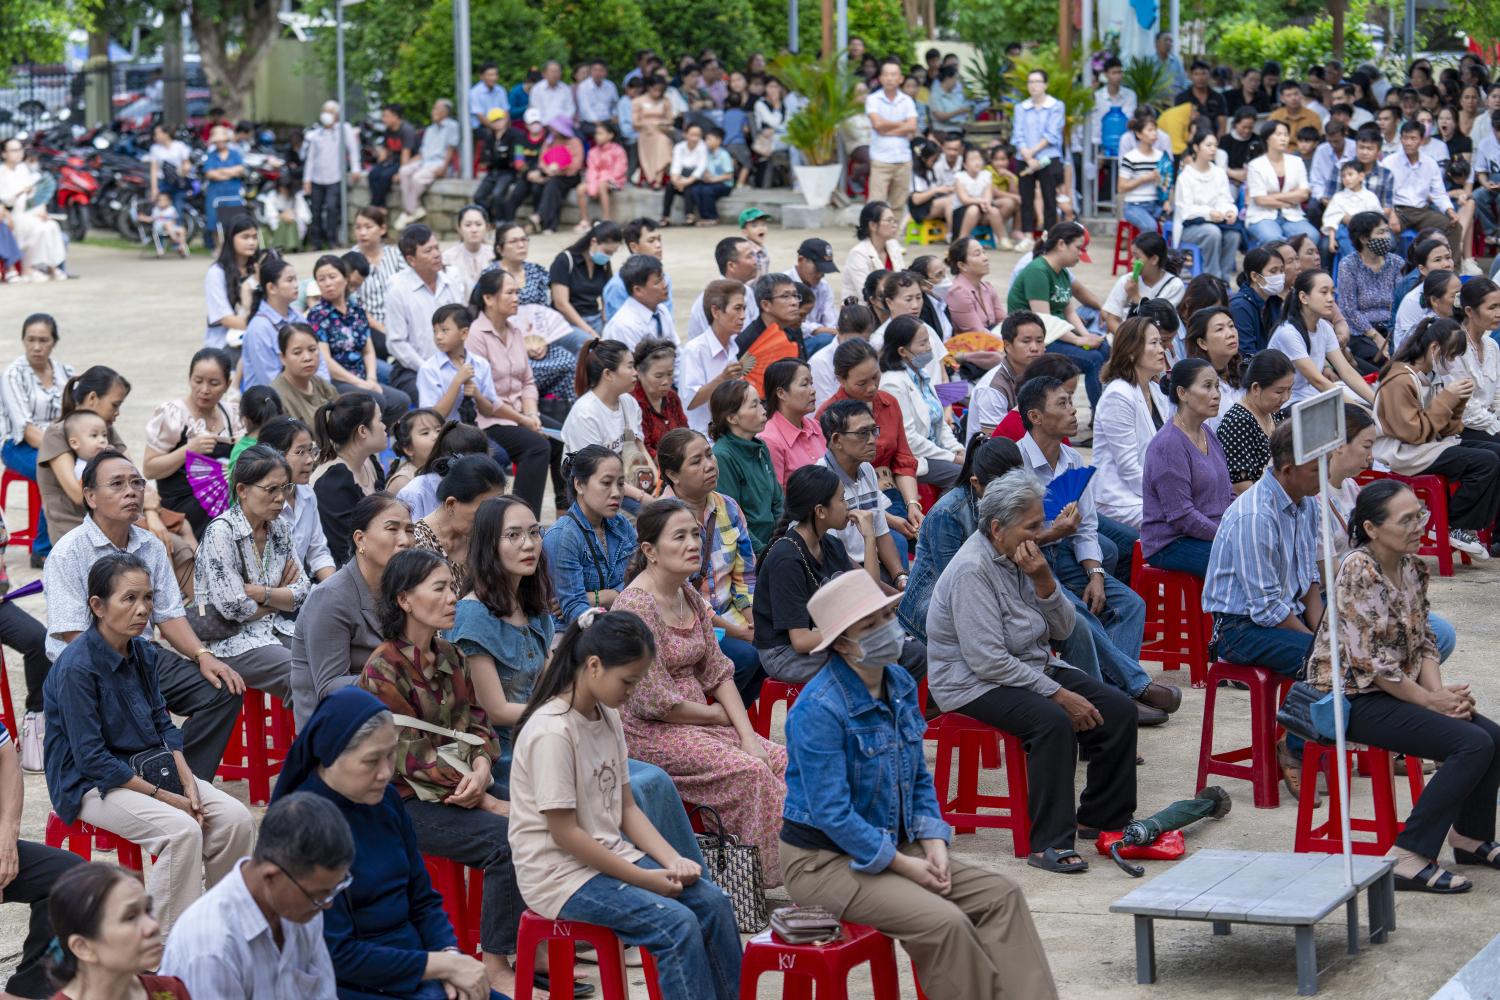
[125,745,185,796]
[1275,614,1358,747]
[181,515,252,642]
[689,804,769,933]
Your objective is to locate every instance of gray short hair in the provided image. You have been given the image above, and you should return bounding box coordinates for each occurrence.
[976,469,1047,534]
[434,98,455,116]
[343,709,394,755]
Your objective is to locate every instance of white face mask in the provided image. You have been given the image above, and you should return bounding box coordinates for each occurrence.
[320,111,337,127]
[930,277,953,300]
[1259,272,1286,296]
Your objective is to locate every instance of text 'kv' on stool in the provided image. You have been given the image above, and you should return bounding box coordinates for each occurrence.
[751,680,803,739]
[46,811,144,872]
[741,920,901,1000]
[513,910,664,1000]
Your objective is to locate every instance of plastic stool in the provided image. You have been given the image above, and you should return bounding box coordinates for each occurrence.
[45,811,145,871]
[1356,470,1465,576]
[1295,745,1427,856]
[1112,221,1140,274]
[423,855,483,956]
[1131,543,1210,688]
[0,649,15,742]
[1,470,40,551]
[514,910,664,1000]
[1196,662,1295,809]
[904,217,947,246]
[751,680,803,739]
[934,713,1030,854]
[215,687,295,806]
[741,921,901,1000]
[970,224,997,248]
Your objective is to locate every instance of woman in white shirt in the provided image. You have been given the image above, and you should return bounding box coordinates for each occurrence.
[0,137,67,278]
[1100,230,1185,335]
[560,338,659,509]
[876,315,962,487]
[842,201,905,302]
[1092,315,1169,528]
[145,123,193,217]
[1245,119,1320,246]
[663,123,709,225]
[1182,305,1245,431]
[1269,269,1375,406]
[1175,131,1241,283]
[1437,277,1500,441]
[440,204,493,296]
[1395,268,1461,353]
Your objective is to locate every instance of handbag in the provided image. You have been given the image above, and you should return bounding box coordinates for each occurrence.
[770,904,845,945]
[689,804,768,933]
[1275,588,1358,747]
[124,744,185,796]
[390,714,488,800]
[751,132,776,158]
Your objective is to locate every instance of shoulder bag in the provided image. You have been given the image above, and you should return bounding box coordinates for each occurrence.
[181,515,253,643]
[391,713,487,775]
[115,647,185,795]
[770,904,845,945]
[1275,591,1356,746]
[688,803,768,932]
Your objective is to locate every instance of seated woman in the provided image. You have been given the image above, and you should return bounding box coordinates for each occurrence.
[542,445,636,632]
[1245,119,1319,245]
[271,323,341,428]
[944,236,1005,334]
[1092,316,1169,529]
[1335,212,1405,368]
[758,357,825,487]
[656,427,767,707]
[707,380,783,550]
[1100,232,1186,337]
[1229,245,1288,356]
[783,569,1059,1000]
[508,610,740,1000]
[45,863,191,1000]
[1141,359,1236,579]
[562,339,658,509]
[630,336,687,459]
[868,272,946,390]
[1216,349,1295,494]
[878,315,964,490]
[1438,278,1500,444]
[1269,269,1376,407]
[43,551,255,931]
[194,445,311,708]
[1392,241,1457,351]
[272,689,496,1000]
[357,548,533,997]
[1307,479,1500,894]
[396,421,494,521]
[412,454,508,598]
[1182,306,1244,431]
[308,253,411,429]
[256,417,336,584]
[0,313,73,560]
[1375,317,1500,558]
[612,499,790,887]
[926,469,1138,873]
[311,392,388,567]
[143,348,242,539]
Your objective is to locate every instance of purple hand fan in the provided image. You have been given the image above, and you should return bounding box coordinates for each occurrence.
[185,451,231,518]
[935,380,969,407]
[0,580,42,602]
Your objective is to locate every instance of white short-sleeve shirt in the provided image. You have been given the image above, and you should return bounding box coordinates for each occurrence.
[865,90,917,164]
[561,390,645,456]
[1269,319,1342,405]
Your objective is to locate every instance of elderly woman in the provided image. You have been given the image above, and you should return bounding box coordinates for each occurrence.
[631,336,687,458]
[143,347,243,538]
[1091,317,1169,529]
[926,469,1138,874]
[944,237,1005,334]
[1141,359,1235,579]
[257,417,336,586]
[783,569,1059,1000]
[44,551,255,930]
[1,312,73,558]
[705,382,782,550]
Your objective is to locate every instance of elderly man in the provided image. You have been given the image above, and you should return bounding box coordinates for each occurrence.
[300,100,360,252]
[468,61,510,147]
[528,60,577,128]
[926,468,1137,874]
[1148,30,1188,95]
[394,99,459,229]
[576,59,619,126]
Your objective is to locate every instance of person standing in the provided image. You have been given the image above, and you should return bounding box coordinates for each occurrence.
[1148,30,1188,95]
[201,126,246,251]
[1013,70,1067,246]
[867,57,918,217]
[301,101,362,253]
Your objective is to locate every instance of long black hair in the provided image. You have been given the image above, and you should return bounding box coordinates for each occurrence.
[1185,306,1242,388]
[375,548,450,640]
[61,366,130,419]
[1418,269,1458,310]
[435,454,508,506]
[562,445,622,507]
[956,434,1023,494]
[238,385,284,434]
[394,408,445,464]
[215,214,260,305]
[763,358,810,417]
[1379,316,1467,380]
[756,464,842,571]
[467,495,553,618]
[1349,478,1412,548]
[623,497,695,583]
[419,421,490,476]
[254,417,312,458]
[1278,269,1330,352]
[249,256,295,319]
[313,391,379,464]
[856,201,890,241]
[563,220,624,259]
[513,609,655,738]
[877,315,924,372]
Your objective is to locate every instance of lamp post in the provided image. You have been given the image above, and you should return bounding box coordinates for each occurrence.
[454,0,473,180]
[337,0,359,245]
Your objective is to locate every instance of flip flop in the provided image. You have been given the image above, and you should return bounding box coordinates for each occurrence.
[1027,847,1089,873]
[1454,841,1500,870]
[1394,861,1471,894]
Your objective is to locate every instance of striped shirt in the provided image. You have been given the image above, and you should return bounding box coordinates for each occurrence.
[0,355,73,444]
[1203,470,1320,628]
[351,245,406,326]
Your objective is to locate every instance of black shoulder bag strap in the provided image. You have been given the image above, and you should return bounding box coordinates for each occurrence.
[566,509,607,591]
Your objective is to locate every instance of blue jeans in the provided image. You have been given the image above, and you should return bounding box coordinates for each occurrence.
[1054,609,1103,682]
[1334,224,1355,258]
[626,759,706,868]
[1179,222,1240,283]
[557,856,741,1000]
[1046,538,1150,697]
[689,180,734,221]
[719,635,766,709]
[555,328,593,355]
[1123,200,1162,236]
[803,331,834,356]
[1247,217,1321,246]
[1145,536,1213,579]
[0,439,47,554]
[881,489,911,569]
[1045,340,1111,409]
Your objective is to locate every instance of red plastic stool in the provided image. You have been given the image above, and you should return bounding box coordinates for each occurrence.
[1355,470,1464,576]
[741,921,901,1000]
[934,714,1030,854]
[1295,745,1427,856]
[215,687,296,806]
[0,649,15,741]
[1112,221,1140,274]
[514,910,664,1000]
[1196,661,1295,809]
[45,811,145,872]
[1130,542,1210,688]
[751,680,803,739]
[423,855,483,956]
[1,470,40,551]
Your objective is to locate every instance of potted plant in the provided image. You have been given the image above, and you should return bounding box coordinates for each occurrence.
[770,50,864,207]
[963,40,1011,139]
[1121,56,1175,112]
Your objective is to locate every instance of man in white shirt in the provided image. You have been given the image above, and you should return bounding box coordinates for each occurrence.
[1330,83,1373,128]
[680,279,750,432]
[529,61,577,128]
[299,101,361,252]
[602,254,674,350]
[687,237,760,340]
[1383,119,1464,259]
[866,57,918,213]
[785,237,840,338]
[158,793,355,1000]
[383,224,467,398]
[576,59,619,125]
[1081,58,1136,153]
[1376,106,1402,159]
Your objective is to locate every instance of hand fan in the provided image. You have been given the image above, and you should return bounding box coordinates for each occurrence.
[1043,466,1096,520]
[0,580,43,602]
[185,450,231,518]
[935,380,969,407]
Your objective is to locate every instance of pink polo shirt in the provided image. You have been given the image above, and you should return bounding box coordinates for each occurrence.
[758,410,826,486]
[466,310,538,428]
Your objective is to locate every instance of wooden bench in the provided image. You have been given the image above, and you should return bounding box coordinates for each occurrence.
[1109,849,1395,995]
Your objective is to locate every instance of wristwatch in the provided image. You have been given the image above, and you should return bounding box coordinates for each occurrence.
[191,647,212,663]
[1086,567,1106,577]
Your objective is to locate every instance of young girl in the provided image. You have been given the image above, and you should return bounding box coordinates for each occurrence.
[984,144,1021,249]
[578,121,627,232]
[259,177,310,252]
[507,609,741,1000]
[562,338,658,507]
[386,407,444,495]
[950,146,1003,242]
[395,420,495,520]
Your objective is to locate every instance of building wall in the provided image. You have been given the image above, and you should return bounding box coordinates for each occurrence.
[243,39,332,127]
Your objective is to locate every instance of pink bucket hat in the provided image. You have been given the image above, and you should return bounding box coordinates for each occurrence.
[808,570,904,653]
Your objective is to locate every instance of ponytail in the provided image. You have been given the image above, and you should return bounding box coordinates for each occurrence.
[313,391,380,465]
[756,464,841,571]
[61,366,130,419]
[573,338,631,398]
[249,257,294,319]
[513,609,655,739]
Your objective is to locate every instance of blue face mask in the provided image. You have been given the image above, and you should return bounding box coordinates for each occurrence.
[591,250,612,265]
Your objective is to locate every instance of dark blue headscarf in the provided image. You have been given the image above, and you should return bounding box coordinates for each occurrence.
[270,687,389,804]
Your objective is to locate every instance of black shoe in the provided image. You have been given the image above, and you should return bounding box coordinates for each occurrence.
[534,973,596,998]
[29,552,45,569]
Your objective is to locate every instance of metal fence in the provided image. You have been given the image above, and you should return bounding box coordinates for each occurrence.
[0,63,81,139]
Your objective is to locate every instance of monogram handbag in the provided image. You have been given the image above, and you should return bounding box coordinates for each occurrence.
[689,804,769,933]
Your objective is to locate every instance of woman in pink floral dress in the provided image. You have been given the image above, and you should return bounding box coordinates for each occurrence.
[612,497,789,887]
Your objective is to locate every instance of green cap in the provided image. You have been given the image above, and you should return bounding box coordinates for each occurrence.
[738,207,772,226]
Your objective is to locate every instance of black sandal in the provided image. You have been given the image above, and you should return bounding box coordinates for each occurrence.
[1454,841,1500,869]
[1028,847,1089,873]
[1394,861,1472,894]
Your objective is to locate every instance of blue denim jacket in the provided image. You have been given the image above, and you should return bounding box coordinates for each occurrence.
[897,485,977,642]
[783,653,950,873]
[542,502,638,629]
[42,629,184,825]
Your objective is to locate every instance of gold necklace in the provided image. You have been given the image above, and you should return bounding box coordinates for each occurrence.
[648,564,688,628]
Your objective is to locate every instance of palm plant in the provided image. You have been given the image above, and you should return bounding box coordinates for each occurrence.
[963,39,1011,112]
[770,50,864,166]
[1121,56,1175,111]
[1001,50,1095,147]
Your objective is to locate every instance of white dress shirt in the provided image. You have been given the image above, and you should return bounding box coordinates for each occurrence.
[383,266,468,371]
[679,329,737,433]
[686,284,757,340]
[1381,151,1455,213]
[931,152,963,187]
[1018,432,1102,565]
[1308,138,1354,201]
[865,89,917,164]
[529,81,577,125]
[577,78,620,123]
[811,338,840,410]
[1091,377,1168,529]
[299,123,360,186]
[278,485,336,577]
[669,139,710,179]
[417,348,499,420]
[602,295,675,351]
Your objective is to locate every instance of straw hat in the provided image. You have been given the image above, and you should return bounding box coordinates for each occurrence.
[808,570,904,652]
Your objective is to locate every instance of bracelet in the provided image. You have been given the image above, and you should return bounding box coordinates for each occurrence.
[191,647,211,663]
[1086,567,1106,576]
[150,785,160,798]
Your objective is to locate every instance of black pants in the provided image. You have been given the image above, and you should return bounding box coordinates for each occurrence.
[1418,438,1500,532]
[4,841,85,998]
[308,182,341,250]
[387,362,420,402]
[2,602,49,714]
[956,666,1137,854]
[483,414,564,515]
[662,180,699,219]
[334,378,411,432]
[1345,333,1381,374]
[536,175,582,232]
[503,175,541,223]
[1019,158,1064,234]
[367,157,400,210]
[154,645,245,780]
[1345,693,1500,860]
[475,169,517,223]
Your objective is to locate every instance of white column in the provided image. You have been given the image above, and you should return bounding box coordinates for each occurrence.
[454,0,473,181]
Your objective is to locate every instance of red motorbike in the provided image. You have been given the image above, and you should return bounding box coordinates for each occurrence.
[55,156,99,243]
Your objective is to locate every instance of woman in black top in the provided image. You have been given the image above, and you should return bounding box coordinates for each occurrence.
[1215,348,1295,494]
[310,392,387,567]
[548,220,623,337]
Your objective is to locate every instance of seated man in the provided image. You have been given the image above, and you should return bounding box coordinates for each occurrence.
[159,792,351,999]
[735,272,808,397]
[926,468,1138,874]
[1015,376,1181,725]
[395,99,460,230]
[601,217,675,320]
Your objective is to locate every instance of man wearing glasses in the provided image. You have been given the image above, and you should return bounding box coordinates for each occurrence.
[42,451,247,779]
[159,792,353,999]
[815,399,910,588]
[733,272,808,397]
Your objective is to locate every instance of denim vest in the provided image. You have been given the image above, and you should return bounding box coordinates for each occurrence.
[896,485,978,642]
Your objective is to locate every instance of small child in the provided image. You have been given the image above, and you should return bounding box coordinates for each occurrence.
[693,127,736,226]
[417,303,497,422]
[507,610,741,1000]
[230,385,285,469]
[386,407,445,494]
[1296,126,1322,168]
[1322,163,1386,240]
[721,92,753,188]
[739,207,771,276]
[578,120,627,233]
[952,145,1004,242]
[150,191,188,257]
[66,410,112,480]
[983,144,1022,249]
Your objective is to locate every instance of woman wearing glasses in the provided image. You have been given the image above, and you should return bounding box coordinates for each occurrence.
[193,445,312,711]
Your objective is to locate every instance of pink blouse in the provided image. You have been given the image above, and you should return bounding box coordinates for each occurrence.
[586,143,628,189]
[757,410,825,486]
[612,585,733,722]
[946,271,1006,333]
[466,310,537,427]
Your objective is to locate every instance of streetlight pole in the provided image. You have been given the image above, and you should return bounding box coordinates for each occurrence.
[454,0,473,181]
[337,0,348,245]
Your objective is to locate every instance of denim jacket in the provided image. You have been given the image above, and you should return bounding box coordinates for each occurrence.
[897,485,977,642]
[42,629,184,825]
[783,653,950,873]
[542,502,637,629]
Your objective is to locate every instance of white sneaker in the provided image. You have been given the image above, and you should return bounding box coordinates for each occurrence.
[393,211,412,230]
[997,237,1016,251]
[1463,258,1484,277]
[1449,528,1488,558]
[1012,237,1035,254]
[623,946,643,968]
[408,206,428,223]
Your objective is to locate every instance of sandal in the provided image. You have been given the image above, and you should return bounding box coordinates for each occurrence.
[1027,847,1089,873]
[1454,841,1500,869]
[1394,861,1471,894]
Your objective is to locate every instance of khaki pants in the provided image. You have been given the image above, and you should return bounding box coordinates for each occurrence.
[399,159,445,214]
[869,159,913,212]
[1396,205,1464,261]
[78,778,254,932]
[780,841,1058,1000]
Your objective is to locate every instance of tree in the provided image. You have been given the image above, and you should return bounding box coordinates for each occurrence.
[953,0,1057,52]
[0,0,71,84]
[184,0,285,120]
[311,0,436,109]
[749,0,913,62]
[1448,0,1500,46]
[653,0,768,74]
[543,0,659,80]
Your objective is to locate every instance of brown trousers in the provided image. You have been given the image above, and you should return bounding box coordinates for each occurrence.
[1396,205,1463,260]
[780,840,1058,1000]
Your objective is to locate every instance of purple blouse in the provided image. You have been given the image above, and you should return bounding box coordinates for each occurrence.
[1140,421,1236,559]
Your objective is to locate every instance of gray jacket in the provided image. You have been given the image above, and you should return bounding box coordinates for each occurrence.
[290,560,383,730]
[925,531,1076,711]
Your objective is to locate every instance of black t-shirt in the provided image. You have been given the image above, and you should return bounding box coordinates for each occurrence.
[1175,86,1227,123]
[386,122,420,157]
[549,250,613,319]
[480,128,518,171]
[1223,88,1272,115]
[752,530,852,650]
[1219,132,1259,170]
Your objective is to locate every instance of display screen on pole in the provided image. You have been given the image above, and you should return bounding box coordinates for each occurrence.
[1291,387,1346,465]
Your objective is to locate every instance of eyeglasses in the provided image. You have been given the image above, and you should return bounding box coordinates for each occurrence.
[770,291,800,302]
[289,445,321,459]
[504,235,530,246]
[501,526,545,544]
[839,425,882,441]
[1394,510,1431,532]
[274,860,354,909]
[245,483,297,499]
[97,476,148,494]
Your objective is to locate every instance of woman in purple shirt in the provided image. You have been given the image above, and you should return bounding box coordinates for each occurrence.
[1141,358,1237,578]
